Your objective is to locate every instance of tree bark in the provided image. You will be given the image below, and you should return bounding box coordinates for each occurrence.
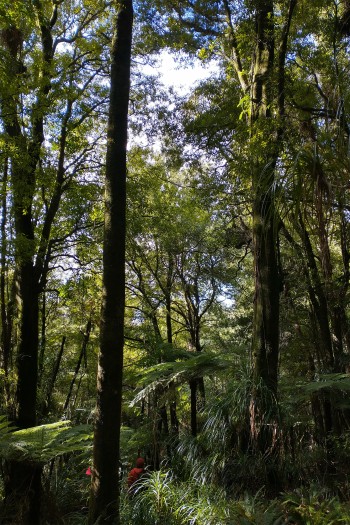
[89,1,133,523]
[0,8,66,522]
[250,0,279,397]
[0,158,13,390]
[249,0,297,453]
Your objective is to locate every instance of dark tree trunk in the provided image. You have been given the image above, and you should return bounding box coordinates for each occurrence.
[1,55,42,524]
[89,1,133,523]
[249,1,287,453]
[170,397,179,436]
[298,213,334,369]
[165,256,180,440]
[189,378,198,437]
[38,289,47,388]
[0,9,61,523]
[183,279,206,437]
[250,0,279,396]
[0,27,39,433]
[41,335,66,418]
[165,254,174,345]
[63,319,91,414]
[16,263,39,429]
[250,0,297,398]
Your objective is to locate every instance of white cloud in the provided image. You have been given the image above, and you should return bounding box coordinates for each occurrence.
[143,51,219,93]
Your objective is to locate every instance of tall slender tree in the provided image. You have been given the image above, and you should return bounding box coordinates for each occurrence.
[89,0,133,523]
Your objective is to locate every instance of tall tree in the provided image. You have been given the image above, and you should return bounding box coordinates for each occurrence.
[139,0,297,450]
[0,1,111,521]
[89,0,133,523]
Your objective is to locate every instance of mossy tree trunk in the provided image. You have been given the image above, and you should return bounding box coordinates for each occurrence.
[249,1,279,450]
[249,0,296,452]
[0,21,46,525]
[0,4,67,522]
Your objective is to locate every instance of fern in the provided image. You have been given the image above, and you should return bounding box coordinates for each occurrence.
[282,373,350,411]
[130,350,236,406]
[0,418,92,464]
[0,415,16,439]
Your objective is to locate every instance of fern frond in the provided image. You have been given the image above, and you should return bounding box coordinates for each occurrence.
[0,421,92,464]
[0,415,17,438]
[130,351,235,406]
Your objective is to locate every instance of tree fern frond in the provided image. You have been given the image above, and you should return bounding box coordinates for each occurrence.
[283,373,350,402]
[302,373,350,392]
[0,421,92,463]
[0,415,17,438]
[130,351,235,406]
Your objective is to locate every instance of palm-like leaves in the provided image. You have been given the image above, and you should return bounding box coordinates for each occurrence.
[130,350,237,406]
[0,417,92,464]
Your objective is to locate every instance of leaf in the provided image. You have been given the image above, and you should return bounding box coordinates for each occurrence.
[0,420,92,464]
[130,351,234,406]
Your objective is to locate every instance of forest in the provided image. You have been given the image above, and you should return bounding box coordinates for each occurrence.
[0,0,350,524]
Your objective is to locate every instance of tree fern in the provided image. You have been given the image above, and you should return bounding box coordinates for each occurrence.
[0,418,92,464]
[130,350,238,406]
[282,373,350,410]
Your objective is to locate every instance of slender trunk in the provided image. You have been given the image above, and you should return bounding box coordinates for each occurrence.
[165,254,174,345]
[0,158,12,387]
[16,263,39,429]
[170,398,179,436]
[183,280,206,437]
[338,207,350,374]
[165,256,179,439]
[298,213,334,369]
[89,2,133,523]
[63,319,91,414]
[190,378,197,437]
[41,335,66,418]
[38,289,46,387]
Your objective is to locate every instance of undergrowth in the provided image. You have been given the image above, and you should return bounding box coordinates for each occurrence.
[119,471,350,525]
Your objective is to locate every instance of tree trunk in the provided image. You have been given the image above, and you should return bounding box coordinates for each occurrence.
[89,1,133,523]
[250,0,279,395]
[41,335,66,418]
[2,69,42,525]
[0,10,63,522]
[38,289,47,388]
[190,378,198,437]
[63,319,91,414]
[248,1,284,454]
[0,157,13,400]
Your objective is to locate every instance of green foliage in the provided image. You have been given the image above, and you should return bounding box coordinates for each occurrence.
[121,469,350,525]
[1,0,350,522]
[298,374,350,394]
[282,488,350,525]
[0,417,92,464]
[130,351,235,406]
[43,453,92,524]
